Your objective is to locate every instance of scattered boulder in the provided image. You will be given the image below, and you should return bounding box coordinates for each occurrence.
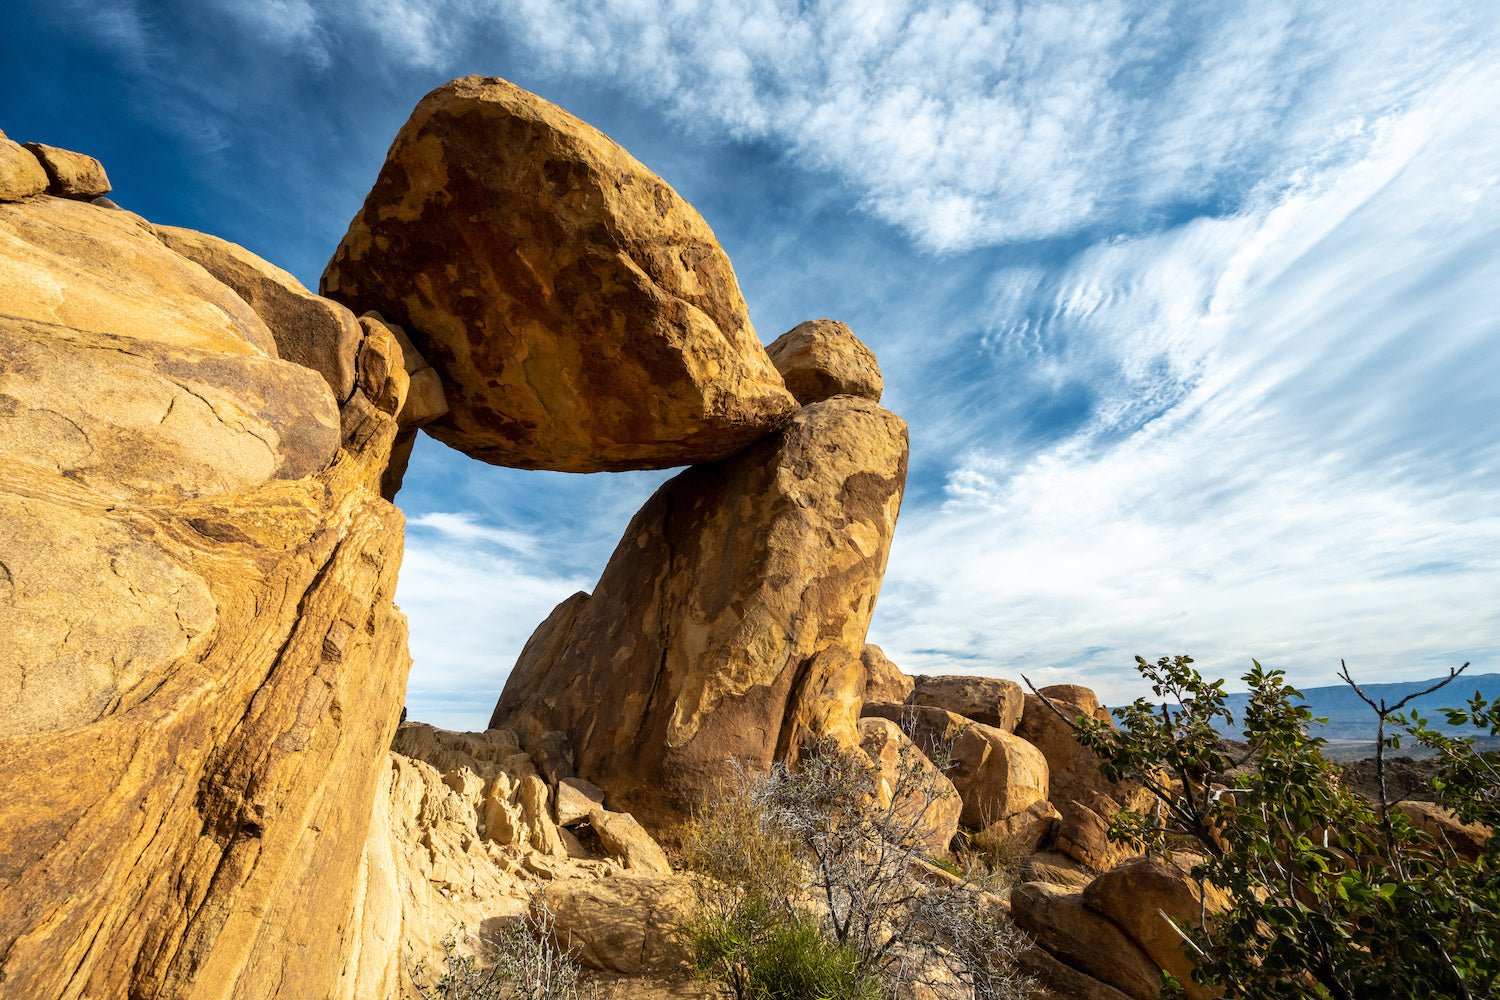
[156,225,365,399]
[0,130,47,201]
[1396,800,1492,860]
[765,318,882,404]
[1018,945,1135,1000]
[858,717,963,856]
[556,777,606,827]
[492,397,908,830]
[588,809,673,875]
[1054,792,1140,871]
[1011,881,1164,1000]
[23,142,110,198]
[1082,854,1229,1000]
[862,644,914,704]
[541,875,695,975]
[1018,851,1095,890]
[322,75,797,473]
[908,674,1024,732]
[862,703,1049,829]
[976,798,1061,855]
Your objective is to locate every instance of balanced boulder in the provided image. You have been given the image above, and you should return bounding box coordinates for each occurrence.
[22,142,111,198]
[322,75,797,472]
[492,396,908,829]
[765,318,883,404]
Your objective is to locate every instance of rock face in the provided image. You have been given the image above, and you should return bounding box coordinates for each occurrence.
[858,717,963,856]
[541,876,695,976]
[1011,882,1164,1000]
[22,142,111,197]
[0,189,413,999]
[492,396,909,829]
[0,131,47,201]
[765,318,883,404]
[908,674,1024,732]
[862,703,1049,829]
[862,644,914,704]
[322,75,797,473]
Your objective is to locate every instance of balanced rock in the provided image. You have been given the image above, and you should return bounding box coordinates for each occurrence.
[322,75,797,472]
[23,141,111,198]
[862,643,915,704]
[1082,854,1229,1000]
[862,703,1048,829]
[156,225,364,400]
[858,717,963,856]
[908,674,1024,731]
[492,396,908,829]
[765,318,883,404]
[0,130,47,201]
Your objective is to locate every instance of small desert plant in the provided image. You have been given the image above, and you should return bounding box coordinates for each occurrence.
[408,896,594,1000]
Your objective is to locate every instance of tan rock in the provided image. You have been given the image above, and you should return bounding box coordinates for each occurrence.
[1011,881,1163,1000]
[908,674,1024,731]
[765,318,883,404]
[1083,854,1228,1000]
[862,703,1049,829]
[156,224,363,399]
[858,717,963,856]
[556,777,606,827]
[862,643,914,704]
[492,397,908,830]
[1396,799,1492,860]
[355,314,410,416]
[1018,850,1095,889]
[977,798,1061,855]
[1054,793,1140,871]
[322,75,797,473]
[0,131,47,201]
[1038,684,1109,719]
[1018,945,1135,1000]
[778,645,869,763]
[590,808,673,874]
[541,875,695,975]
[23,142,110,198]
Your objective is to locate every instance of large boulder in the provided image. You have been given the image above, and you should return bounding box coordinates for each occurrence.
[0,192,413,1000]
[322,75,797,473]
[1011,882,1164,1000]
[858,717,963,856]
[907,674,1024,732]
[1395,799,1492,860]
[22,142,110,198]
[0,130,47,201]
[862,644,914,704]
[1082,854,1229,1000]
[862,703,1048,829]
[492,396,908,829]
[765,318,882,404]
[540,875,696,976]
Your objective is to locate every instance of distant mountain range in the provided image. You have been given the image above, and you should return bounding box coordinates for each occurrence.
[1211,672,1500,743]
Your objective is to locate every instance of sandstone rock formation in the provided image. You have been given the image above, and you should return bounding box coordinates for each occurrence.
[765,318,883,404]
[908,674,1024,732]
[322,75,797,473]
[0,130,47,201]
[492,396,908,829]
[862,703,1049,830]
[22,141,111,197]
[0,182,416,999]
[541,875,694,976]
[859,716,963,856]
[862,643,915,704]
[1011,882,1163,1000]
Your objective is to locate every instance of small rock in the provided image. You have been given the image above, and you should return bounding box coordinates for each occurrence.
[862,644,914,705]
[555,777,606,827]
[589,808,673,875]
[765,318,883,404]
[908,674,1024,732]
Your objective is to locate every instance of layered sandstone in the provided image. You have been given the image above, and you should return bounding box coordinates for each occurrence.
[322,75,797,473]
[492,396,909,829]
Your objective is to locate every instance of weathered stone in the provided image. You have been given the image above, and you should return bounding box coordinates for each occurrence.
[23,142,110,198]
[858,717,963,856]
[322,75,797,473]
[1018,851,1095,890]
[1396,799,1492,860]
[532,730,578,786]
[1083,854,1229,1000]
[589,808,673,874]
[908,674,1024,732]
[355,314,410,416]
[778,645,869,763]
[1018,945,1134,1000]
[1038,684,1109,719]
[862,703,1048,829]
[541,875,695,975]
[156,224,363,399]
[492,397,908,830]
[0,131,47,201]
[1011,881,1163,1000]
[556,777,606,827]
[1054,793,1140,871]
[862,644,914,704]
[765,318,882,404]
[977,798,1061,855]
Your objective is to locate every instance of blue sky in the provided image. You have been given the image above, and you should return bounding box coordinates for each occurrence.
[7,1,1498,730]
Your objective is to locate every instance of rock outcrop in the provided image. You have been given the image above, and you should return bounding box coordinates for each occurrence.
[22,141,111,198]
[0,184,412,999]
[862,643,915,704]
[492,396,908,829]
[765,318,883,405]
[908,674,1024,732]
[1011,882,1163,1000]
[322,75,797,473]
[0,130,48,201]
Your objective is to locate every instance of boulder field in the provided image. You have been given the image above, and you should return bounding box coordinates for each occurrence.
[0,78,1250,999]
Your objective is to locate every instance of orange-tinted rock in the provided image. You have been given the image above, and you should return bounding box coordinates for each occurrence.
[858,717,963,856]
[765,318,882,404]
[1011,881,1163,1000]
[862,644,914,704]
[908,674,1024,731]
[23,142,111,198]
[0,131,47,201]
[322,75,797,473]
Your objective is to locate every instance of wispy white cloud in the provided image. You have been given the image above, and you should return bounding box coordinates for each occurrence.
[873,64,1500,700]
[408,511,540,557]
